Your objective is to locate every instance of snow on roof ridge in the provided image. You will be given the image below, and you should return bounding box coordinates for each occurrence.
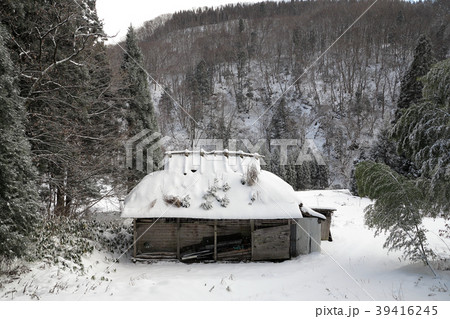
[165,149,264,158]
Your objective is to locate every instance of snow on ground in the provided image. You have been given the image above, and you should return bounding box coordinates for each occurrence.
[1,190,449,301]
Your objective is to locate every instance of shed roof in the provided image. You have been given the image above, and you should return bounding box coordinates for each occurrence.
[122,150,322,220]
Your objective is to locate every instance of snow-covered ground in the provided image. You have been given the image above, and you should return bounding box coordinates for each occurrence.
[1,190,449,301]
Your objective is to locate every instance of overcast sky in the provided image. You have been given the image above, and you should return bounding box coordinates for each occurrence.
[96,0,267,43]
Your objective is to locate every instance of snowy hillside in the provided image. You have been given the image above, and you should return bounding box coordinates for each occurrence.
[108,0,450,189]
[1,190,448,301]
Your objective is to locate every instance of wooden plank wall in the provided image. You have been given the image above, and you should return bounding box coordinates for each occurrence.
[135,220,177,257]
[309,208,335,241]
[178,221,214,248]
[321,215,332,240]
[216,220,251,237]
[216,220,251,261]
[134,218,319,261]
[252,225,291,260]
[254,219,288,229]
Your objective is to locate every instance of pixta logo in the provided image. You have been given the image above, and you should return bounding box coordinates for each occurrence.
[125,130,171,172]
[125,131,326,173]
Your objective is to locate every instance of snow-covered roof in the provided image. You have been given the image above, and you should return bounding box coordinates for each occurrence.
[300,205,326,220]
[122,150,308,220]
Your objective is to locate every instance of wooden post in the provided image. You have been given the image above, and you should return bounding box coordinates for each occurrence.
[250,220,255,261]
[177,218,181,260]
[214,220,217,261]
[133,219,137,259]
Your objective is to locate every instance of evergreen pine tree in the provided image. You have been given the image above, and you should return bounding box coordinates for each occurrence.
[394,58,450,215]
[292,26,304,96]
[121,25,162,179]
[355,59,450,273]
[158,87,175,135]
[0,25,40,260]
[355,161,436,275]
[285,162,297,190]
[195,60,211,104]
[121,25,158,136]
[269,98,296,139]
[235,19,248,112]
[315,163,329,189]
[2,0,122,215]
[296,162,311,190]
[395,35,435,121]
[362,35,433,185]
[368,127,418,178]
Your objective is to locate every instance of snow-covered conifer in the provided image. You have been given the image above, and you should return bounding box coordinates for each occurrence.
[394,58,450,215]
[355,161,436,274]
[0,25,40,260]
[395,35,435,121]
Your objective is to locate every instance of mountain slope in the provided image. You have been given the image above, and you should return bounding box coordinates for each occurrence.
[108,0,450,188]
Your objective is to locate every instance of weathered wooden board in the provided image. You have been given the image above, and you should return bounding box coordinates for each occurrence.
[135,221,177,255]
[252,225,291,260]
[216,219,251,237]
[179,223,214,248]
[321,215,332,241]
[309,208,335,241]
[290,223,297,257]
[135,252,177,259]
[254,219,288,228]
[217,248,251,261]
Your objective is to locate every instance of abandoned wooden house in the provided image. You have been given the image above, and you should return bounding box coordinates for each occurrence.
[121,150,326,262]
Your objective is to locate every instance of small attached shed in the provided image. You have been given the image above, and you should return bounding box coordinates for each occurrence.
[300,206,336,241]
[122,150,325,262]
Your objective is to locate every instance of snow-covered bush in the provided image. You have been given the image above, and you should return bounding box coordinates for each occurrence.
[245,164,259,186]
[181,195,191,208]
[201,200,213,210]
[203,188,217,200]
[33,217,95,268]
[33,216,132,270]
[222,182,231,192]
[219,195,230,207]
[164,194,191,208]
[202,179,232,209]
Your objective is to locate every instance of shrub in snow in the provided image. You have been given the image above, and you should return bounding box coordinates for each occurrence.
[245,164,259,186]
[181,195,191,208]
[204,180,223,200]
[203,193,211,200]
[219,195,230,207]
[201,200,213,210]
[222,182,230,192]
[33,216,132,271]
[201,179,232,209]
[164,195,190,208]
[34,217,94,268]
[203,188,217,200]
[209,184,219,193]
[207,178,220,193]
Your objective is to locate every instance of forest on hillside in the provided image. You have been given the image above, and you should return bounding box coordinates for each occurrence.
[108,0,449,188]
